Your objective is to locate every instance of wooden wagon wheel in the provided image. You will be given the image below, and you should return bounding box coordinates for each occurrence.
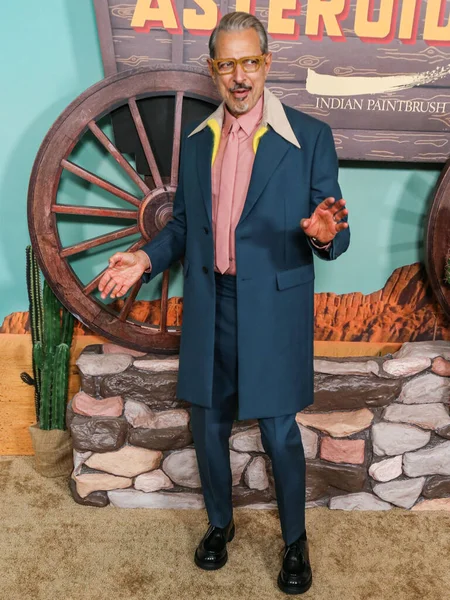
[28,65,219,353]
[425,158,450,320]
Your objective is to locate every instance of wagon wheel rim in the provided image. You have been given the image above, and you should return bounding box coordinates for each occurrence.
[28,65,220,352]
[425,157,450,320]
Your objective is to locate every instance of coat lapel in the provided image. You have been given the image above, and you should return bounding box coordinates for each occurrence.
[195,128,214,227]
[238,128,292,226]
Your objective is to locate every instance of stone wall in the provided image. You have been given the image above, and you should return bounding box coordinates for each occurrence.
[68,341,450,511]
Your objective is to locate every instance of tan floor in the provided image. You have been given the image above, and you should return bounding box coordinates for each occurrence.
[1,455,450,600]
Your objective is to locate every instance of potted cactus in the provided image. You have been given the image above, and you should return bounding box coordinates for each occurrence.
[21,245,75,477]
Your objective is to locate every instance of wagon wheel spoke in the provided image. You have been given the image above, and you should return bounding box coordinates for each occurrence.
[61,159,141,207]
[171,92,184,187]
[88,120,151,196]
[83,238,146,295]
[52,205,138,219]
[118,279,143,322]
[61,224,140,258]
[159,269,170,331]
[128,97,164,189]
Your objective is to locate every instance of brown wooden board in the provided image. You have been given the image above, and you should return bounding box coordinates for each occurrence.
[94,0,450,162]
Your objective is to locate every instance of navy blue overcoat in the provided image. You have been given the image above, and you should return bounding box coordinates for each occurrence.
[141,103,350,419]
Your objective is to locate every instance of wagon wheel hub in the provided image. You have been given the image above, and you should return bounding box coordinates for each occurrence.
[139,185,176,239]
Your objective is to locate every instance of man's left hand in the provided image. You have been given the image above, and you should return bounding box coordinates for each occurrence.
[300,197,348,244]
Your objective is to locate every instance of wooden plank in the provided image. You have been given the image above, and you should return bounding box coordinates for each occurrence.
[113,29,173,72]
[332,128,450,162]
[0,335,108,456]
[93,0,118,76]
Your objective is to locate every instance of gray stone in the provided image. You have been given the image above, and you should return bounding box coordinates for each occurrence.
[134,358,179,371]
[134,469,174,492]
[383,357,431,377]
[372,477,425,509]
[436,424,450,440]
[230,451,251,486]
[298,425,319,459]
[70,415,128,453]
[310,374,402,411]
[329,492,393,511]
[229,427,264,452]
[369,455,402,482]
[244,457,269,490]
[394,341,450,361]
[162,449,201,488]
[108,489,205,509]
[398,373,450,405]
[423,475,450,499]
[314,359,379,376]
[372,422,431,456]
[76,353,132,376]
[73,450,93,476]
[403,441,450,477]
[383,403,450,430]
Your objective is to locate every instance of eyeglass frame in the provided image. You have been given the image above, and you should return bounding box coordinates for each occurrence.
[209,53,269,76]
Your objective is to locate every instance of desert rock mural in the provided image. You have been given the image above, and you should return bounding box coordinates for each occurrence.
[1,263,449,343]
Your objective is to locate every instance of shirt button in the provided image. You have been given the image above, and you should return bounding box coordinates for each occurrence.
[202,266,208,274]
[203,226,209,234]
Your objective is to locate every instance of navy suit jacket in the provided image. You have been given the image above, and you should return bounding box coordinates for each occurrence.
[140,103,350,419]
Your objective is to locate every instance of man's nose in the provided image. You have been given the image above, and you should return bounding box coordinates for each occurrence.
[233,62,247,83]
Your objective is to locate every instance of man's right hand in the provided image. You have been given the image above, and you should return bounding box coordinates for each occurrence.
[98,250,150,299]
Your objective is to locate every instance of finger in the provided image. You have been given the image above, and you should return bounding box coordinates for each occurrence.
[333,208,348,222]
[98,271,112,292]
[300,218,310,229]
[336,222,349,232]
[101,278,120,299]
[319,197,335,210]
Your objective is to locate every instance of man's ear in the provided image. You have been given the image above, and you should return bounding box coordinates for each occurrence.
[207,58,215,80]
[264,52,273,76]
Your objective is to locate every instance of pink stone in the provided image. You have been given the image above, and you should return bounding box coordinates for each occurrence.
[432,357,450,377]
[320,437,365,464]
[72,391,124,417]
[102,343,147,357]
[411,498,450,511]
[296,409,373,437]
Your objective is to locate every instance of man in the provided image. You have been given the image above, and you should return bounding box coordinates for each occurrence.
[98,11,349,595]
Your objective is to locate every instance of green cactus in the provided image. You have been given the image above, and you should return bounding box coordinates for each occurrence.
[22,245,74,430]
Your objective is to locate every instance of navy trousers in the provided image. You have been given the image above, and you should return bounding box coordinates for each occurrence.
[190,272,307,546]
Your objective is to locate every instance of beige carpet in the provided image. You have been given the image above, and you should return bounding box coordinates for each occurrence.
[2,456,450,600]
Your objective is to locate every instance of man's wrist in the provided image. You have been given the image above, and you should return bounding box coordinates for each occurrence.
[310,236,331,249]
[135,250,152,272]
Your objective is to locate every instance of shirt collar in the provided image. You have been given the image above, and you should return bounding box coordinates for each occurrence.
[188,87,301,149]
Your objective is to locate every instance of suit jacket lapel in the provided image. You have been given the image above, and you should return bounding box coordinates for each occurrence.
[238,128,292,226]
[195,128,214,227]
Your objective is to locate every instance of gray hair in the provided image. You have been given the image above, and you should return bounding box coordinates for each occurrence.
[209,12,268,59]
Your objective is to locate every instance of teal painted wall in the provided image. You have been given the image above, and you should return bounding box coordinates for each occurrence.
[0,1,442,325]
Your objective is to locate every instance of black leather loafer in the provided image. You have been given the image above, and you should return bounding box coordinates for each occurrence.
[277,537,313,595]
[194,519,235,570]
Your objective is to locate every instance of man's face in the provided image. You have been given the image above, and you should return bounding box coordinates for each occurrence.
[208,28,272,117]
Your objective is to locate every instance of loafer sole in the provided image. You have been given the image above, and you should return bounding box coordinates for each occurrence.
[277,572,313,595]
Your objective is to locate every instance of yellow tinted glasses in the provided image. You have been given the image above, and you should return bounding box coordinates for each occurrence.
[211,54,267,76]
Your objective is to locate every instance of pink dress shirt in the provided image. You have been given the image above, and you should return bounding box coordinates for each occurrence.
[212,95,264,276]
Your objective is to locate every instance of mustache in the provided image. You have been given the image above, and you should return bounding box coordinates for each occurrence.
[229,84,252,92]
